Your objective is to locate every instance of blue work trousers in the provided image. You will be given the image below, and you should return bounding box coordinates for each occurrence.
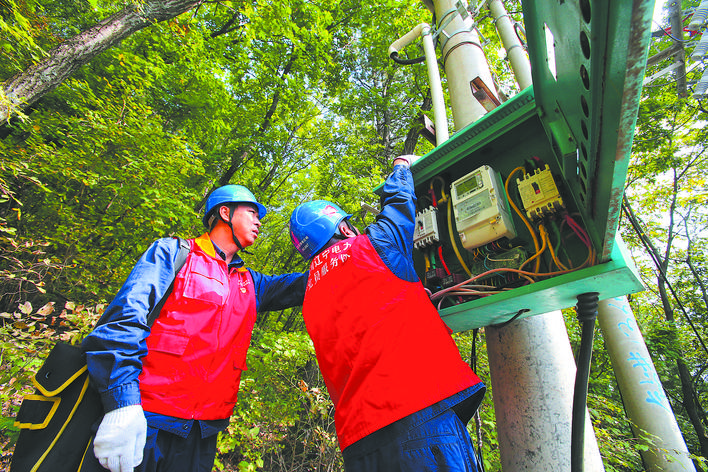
[342,407,481,472]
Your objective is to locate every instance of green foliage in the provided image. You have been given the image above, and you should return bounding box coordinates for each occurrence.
[0,299,103,457]
[0,0,48,74]
[216,329,342,471]
[452,329,500,471]
[623,65,708,460]
[1,70,205,300]
[587,393,645,471]
[2,0,707,470]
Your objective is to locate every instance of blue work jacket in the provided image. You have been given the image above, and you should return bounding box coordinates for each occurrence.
[366,163,419,282]
[81,237,308,437]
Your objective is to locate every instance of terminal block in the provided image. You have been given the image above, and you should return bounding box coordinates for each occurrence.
[414,206,441,249]
[517,165,564,220]
[442,273,468,288]
[425,267,447,286]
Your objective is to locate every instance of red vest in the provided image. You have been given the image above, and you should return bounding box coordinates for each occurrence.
[139,233,257,420]
[303,236,481,450]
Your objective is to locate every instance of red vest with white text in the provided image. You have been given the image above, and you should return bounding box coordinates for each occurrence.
[303,235,482,450]
[139,233,256,420]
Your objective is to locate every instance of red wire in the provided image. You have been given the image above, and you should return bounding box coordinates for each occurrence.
[564,215,592,248]
[438,246,451,275]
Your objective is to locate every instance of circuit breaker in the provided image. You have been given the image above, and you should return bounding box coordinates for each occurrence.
[414,206,440,249]
[517,165,564,220]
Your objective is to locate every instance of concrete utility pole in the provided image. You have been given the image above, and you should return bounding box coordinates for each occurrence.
[669,0,688,97]
[598,297,695,471]
[487,312,605,471]
[423,0,499,129]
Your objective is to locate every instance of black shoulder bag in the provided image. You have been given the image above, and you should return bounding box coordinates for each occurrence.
[9,237,191,472]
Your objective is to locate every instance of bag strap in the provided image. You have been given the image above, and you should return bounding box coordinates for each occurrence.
[145,237,191,327]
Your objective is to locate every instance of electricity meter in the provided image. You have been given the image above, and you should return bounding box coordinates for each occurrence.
[451,165,516,250]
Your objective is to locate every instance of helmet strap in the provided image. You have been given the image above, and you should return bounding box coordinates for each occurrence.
[220,205,253,255]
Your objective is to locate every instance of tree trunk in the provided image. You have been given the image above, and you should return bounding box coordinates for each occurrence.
[1,0,201,125]
[677,358,708,455]
[623,194,708,455]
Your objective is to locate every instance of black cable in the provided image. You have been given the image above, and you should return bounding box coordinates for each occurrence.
[491,308,529,328]
[571,292,599,472]
[469,328,486,472]
[651,20,695,43]
[389,52,425,65]
[696,99,708,114]
[470,328,478,372]
[513,22,527,49]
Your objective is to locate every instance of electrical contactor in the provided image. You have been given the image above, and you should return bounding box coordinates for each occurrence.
[451,165,516,250]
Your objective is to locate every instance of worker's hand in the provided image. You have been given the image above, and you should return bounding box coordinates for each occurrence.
[393,154,419,168]
[93,404,147,472]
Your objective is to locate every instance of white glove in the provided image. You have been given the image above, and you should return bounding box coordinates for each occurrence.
[93,404,147,472]
[393,154,420,168]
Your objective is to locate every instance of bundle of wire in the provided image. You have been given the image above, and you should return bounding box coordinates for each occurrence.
[428,163,597,308]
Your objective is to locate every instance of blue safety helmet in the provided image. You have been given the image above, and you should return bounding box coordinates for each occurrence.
[289,200,352,260]
[203,185,267,228]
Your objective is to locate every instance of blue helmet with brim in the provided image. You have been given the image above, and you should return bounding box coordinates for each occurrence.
[289,200,352,260]
[203,185,267,228]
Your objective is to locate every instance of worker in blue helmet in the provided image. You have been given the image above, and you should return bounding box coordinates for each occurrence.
[289,200,353,260]
[202,184,268,252]
[289,155,485,471]
[81,184,308,472]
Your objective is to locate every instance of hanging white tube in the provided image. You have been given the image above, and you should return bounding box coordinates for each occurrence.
[389,24,450,145]
[420,26,450,145]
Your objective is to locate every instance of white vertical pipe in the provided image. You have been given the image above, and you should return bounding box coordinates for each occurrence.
[429,0,498,129]
[487,311,605,471]
[598,296,696,471]
[487,0,532,89]
[421,25,450,144]
[388,24,450,145]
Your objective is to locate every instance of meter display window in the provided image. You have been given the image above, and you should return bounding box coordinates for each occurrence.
[455,172,484,199]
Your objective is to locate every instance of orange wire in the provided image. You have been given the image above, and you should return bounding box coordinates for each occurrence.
[519,222,546,271]
[505,167,541,273]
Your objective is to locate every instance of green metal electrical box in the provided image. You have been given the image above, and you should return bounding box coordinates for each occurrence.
[377,0,654,330]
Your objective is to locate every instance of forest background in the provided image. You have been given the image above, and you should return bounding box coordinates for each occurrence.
[1,0,707,471]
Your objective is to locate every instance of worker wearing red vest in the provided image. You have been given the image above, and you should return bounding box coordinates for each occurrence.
[289,155,485,471]
[81,185,308,472]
